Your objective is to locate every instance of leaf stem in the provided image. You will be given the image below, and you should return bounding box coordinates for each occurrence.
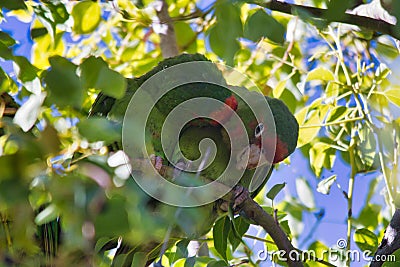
[0,212,13,254]
[346,138,357,267]
[299,116,364,129]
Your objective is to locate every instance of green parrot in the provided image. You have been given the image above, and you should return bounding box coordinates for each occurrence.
[88,54,299,266]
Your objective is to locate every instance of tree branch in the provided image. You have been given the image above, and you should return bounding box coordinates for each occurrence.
[154,0,179,58]
[255,0,400,40]
[146,163,304,266]
[371,209,400,267]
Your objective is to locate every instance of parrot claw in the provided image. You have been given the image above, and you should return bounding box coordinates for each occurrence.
[219,185,250,213]
[150,154,163,173]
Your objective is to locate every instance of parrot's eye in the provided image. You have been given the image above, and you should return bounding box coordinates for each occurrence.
[255,123,264,138]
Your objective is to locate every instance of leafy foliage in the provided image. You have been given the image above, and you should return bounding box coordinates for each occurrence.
[1,0,400,266]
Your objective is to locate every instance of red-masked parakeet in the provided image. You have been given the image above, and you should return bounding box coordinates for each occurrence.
[88,54,299,266]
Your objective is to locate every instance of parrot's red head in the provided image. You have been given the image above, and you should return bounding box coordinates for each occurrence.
[231,89,298,170]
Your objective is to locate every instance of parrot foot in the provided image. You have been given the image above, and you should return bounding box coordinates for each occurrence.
[219,185,250,213]
[150,154,163,173]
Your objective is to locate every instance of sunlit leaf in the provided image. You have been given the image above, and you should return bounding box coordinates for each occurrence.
[310,141,336,177]
[35,204,59,225]
[354,228,378,252]
[273,80,287,98]
[326,106,348,123]
[296,103,329,147]
[306,67,335,82]
[296,178,315,209]
[13,92,46,132]
[354,125,378,173]
[316,175,336,195]
[307,241,330,264]
[72,1,101,34]
[385,88,400,107]
[357,204,381,229]
[325,82,339,99]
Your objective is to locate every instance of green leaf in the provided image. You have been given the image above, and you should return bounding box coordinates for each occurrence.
[366,178,379,203]
[208,2,242,65]
[0,41,14,60]
[382,249,400,267]
[295,102,329,147]
[72,1,101,34]
[306,67,335,82]
[94,196,130,236]
[376,38,399,59]
[35,204,59,225]
[13,56,39,82]
[325,82,339,99]
[80,56,126,99]
[326,106,348,123]
[244,9,285,44]
[0,0,27,10]
[0,31,16,47]
[45,56,84,108]
[94,237,116,253]
[354,228,378,252]
[266,182,286,201]
[357,204,381,229]
[132,252,148,267]
[172,239,190,262]
[184,256,195,267]
[228,217,249,252]
[296,178,315,209]
[208,24,240,66]
[174,21,197,52]
[316,175,336,195]
[214,2,243,38]
[213,216,230,261]
[0,68,18,93]
[310,141,336,177]
[324,0,352,21]
[354,125,378,173]
[207,260,229,267]
[307,241,330,264]
[77,117,121,143]
[43,2,69,25]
